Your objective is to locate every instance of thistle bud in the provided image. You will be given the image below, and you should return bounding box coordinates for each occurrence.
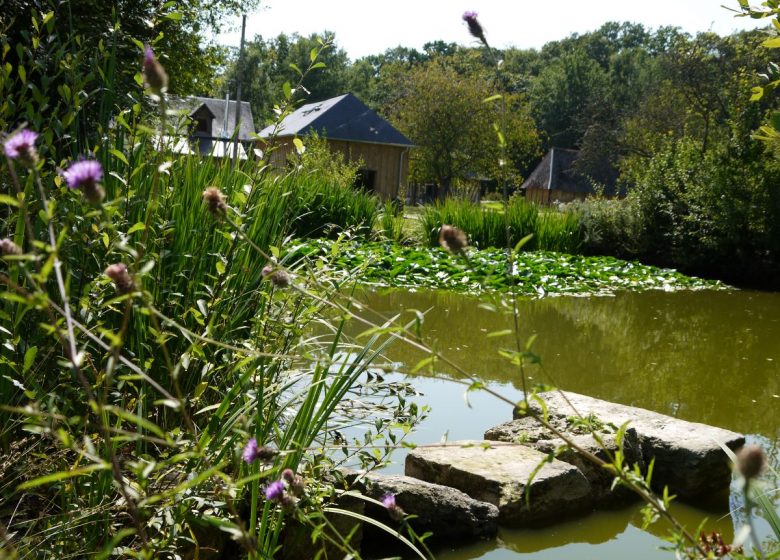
[203,187,228,217]
[736,444,767,480]
[439,224,468,254]
[0,238,22,257]
[105,263,135,294]
[262,264,291,289]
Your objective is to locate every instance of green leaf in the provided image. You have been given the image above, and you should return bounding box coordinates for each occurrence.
[310,47,318,63]
[109,148,128,165]
[483,94,503,103]
[23,346,37,373]
[486,329,513,338]
[0,194,20,207]
[215,260,226,275]
[18,463,110,490]
[282,81,292,100]
[770,112,780,132]
[763,36,780,48]
[127,222,145,234]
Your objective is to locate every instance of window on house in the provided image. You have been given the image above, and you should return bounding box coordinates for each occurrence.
[193,116,210,136]
[355,168,377,191]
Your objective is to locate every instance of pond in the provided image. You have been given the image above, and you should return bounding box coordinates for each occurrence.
[345,288,780,559]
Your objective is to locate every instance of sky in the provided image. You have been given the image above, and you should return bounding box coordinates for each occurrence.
[214,0,769,60]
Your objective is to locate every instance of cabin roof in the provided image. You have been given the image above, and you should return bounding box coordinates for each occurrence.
[259,93,413,147]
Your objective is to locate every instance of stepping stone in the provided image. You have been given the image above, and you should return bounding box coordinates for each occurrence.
[512,391,745,501]
[485,416,640,506]
[405,440,592,527]
[349,472,499,540]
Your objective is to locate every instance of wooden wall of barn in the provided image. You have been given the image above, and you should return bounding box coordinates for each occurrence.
[525,189,589,205]
[260,138,409,200]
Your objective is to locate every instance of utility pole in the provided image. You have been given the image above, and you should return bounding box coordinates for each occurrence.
[232,14,247,169]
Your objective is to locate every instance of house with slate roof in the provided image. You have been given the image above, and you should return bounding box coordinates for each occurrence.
[165,96,255,159]
[259,93,413,200]
[520,148,621,204]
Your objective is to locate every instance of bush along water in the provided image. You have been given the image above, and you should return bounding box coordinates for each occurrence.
[0,42,432,560]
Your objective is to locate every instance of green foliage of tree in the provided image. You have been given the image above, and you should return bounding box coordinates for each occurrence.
[217,32,349,127]
[1,0,254,151]
[528,50,609,150]
[382,59,540,198]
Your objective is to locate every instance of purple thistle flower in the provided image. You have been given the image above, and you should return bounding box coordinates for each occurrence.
[462,10,487,44]
[63,159,102,190]
[62,159,105,203]
[142,43,169,94]
[242,438,259,463]
[265,480,286,502]
[381,492,405,521]
[4,129,39,167]
[381,493,396,509]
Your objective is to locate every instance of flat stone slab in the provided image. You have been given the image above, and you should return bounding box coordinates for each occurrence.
[485,416,640,506]
[350,473,499,540]
[512,391,745,500]
[405,440,592,527]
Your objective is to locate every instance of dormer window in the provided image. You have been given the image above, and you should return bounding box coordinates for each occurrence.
[194,116,210,135]
[189,104,215,137]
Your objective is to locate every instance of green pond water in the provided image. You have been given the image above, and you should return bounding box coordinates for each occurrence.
[345,288,780,559]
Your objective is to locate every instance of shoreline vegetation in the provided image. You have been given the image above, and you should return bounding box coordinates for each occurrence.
[294,238,725,297]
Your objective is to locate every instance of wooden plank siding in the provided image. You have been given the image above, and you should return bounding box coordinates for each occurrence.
[525,189,588,205]
[261,138,409,200]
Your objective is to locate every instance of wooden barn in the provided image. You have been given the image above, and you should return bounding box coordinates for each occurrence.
[258,93,413,200]
[520,148,619,204]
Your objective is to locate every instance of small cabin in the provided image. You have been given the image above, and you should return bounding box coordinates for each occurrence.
[258,93,413,200]
[166,96,255,159]
[520,148,620,204]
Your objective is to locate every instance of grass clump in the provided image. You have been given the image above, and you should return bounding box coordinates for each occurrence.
[419,197,582,253]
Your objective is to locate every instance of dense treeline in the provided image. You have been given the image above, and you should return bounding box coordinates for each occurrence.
[3,3,779,285]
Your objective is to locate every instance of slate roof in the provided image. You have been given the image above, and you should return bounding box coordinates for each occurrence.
[167,96,255,140]
[520,148,620,196]
[259,93,413,147]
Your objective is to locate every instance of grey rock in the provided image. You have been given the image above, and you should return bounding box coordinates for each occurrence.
[405,440,593,527]
[349,472,499,540]
[485,416,640,506]
[513,391,745,500]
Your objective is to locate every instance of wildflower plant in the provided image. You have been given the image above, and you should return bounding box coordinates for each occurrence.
[0,23,426,560]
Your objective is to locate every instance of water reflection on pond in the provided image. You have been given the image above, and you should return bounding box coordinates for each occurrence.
[346,288,780,559]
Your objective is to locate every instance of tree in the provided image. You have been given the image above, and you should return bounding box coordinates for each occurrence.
[2,0,255,153]
[217,32,350,127]
[383,59,540,198]
[529,50,609,149]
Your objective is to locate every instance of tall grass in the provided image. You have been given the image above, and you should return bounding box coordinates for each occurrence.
[419,197,582,253]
